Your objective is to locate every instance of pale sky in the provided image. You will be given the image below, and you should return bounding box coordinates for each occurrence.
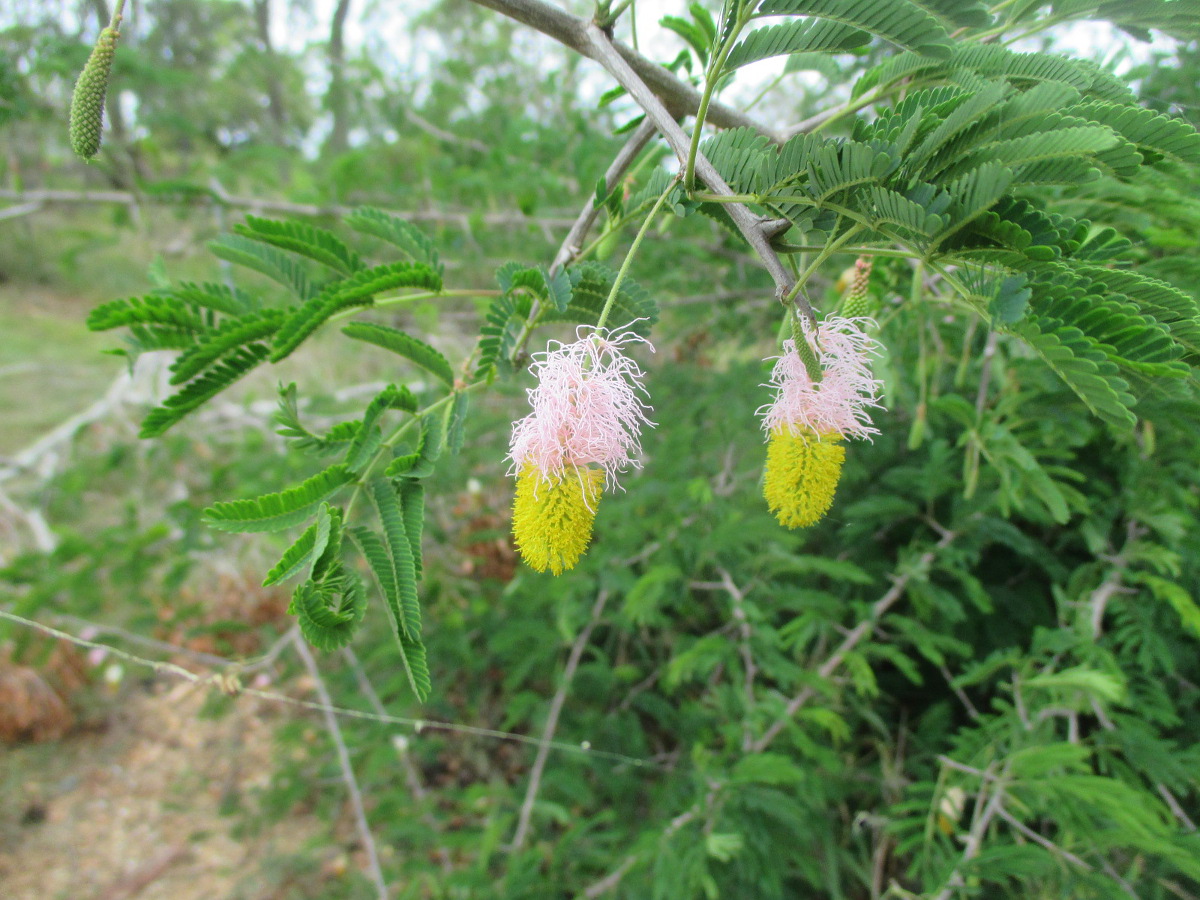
[285,0,1159,113]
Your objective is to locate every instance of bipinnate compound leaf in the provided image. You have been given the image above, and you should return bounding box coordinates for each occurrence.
[541,262,658,333]
[341,322,455,387]
[367,480,421,643]
[270,262,441,363]
[755,0,953,58]
[275,383,367,454]
[725,19,868,71]
[309,506,345,583]
[399,480,425,581]
[88,295,205,333]
[446,392,469,455]
[1011,320,1137,430]
[476,292,533,381]
[204,464,355,533]
[234,215,363,276]
[495,262,573,314]
[343,385,420,474]
[384,410,445,479]
[350,505,430,700]
[290,567,366,652]
[168,281,258,316]
[169,309,287,384]
[263,504,345,586]
[208,234,315,300]
[344,207,442,272]
[140,344,270,437]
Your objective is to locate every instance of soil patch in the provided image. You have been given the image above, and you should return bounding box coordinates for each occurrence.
[0,679,335,900]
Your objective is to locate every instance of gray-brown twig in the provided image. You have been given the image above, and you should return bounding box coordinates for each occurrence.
[932,770,1007,900]
[579,24,809,319]
[693,569,758,751]
[510,588,611,850]
[292,635,390,899]
[752,529,958,753]
[466,0,779,138]
[341,646,454,872]
[0,188,574,229]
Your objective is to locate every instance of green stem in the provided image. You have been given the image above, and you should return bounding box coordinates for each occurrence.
[969,23,1012,41]
[692,192,760,204]
[926,260,983,313]
[773,243,917,260]
[783,223,865,306]
[328,288,498,324]
[683,7,750,193]
[760,195,878,233]
[745,71,786,113]
[344,383,484,521]
[574,229,616,266]
[955,317,979,389]
[596,177,677,330]
[112,0,127,26]
[571,146,666,266]
[808,87,885,136]
[600,0,634,25]
[377,287,499,306]
[1002,13,1071,44]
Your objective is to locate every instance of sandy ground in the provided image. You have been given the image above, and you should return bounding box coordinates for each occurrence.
[0,678,340,900]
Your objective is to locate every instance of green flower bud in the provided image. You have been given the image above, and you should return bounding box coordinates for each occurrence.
[840,257,875,318]
[790,312,824,383]
[69,23,120,160]
[841,291,874,319]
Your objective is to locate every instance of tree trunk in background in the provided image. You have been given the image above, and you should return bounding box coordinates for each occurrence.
[252,0,289,146]
[324,0,353,157]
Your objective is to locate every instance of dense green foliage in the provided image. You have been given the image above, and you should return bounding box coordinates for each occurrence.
[3,0,1200,897]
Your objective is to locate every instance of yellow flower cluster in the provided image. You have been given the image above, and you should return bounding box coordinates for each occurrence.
[509,312,881,574]
[762,427,846,529]
[511,465,603,575]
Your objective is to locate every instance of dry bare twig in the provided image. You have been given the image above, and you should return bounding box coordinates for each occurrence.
[510,588,611,850]
[341,646,454,872]
[752,529,958,753]
[466,0,779,138]
[0,188,575,229]
[292,635,390,900]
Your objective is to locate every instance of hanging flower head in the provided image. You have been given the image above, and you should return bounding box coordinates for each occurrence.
[760,315,883,529]
[509,326,654,574]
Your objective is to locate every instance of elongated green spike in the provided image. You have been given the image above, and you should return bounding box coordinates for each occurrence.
[69,20,121,160]
[789,312,824,383]
[840,257,876,318]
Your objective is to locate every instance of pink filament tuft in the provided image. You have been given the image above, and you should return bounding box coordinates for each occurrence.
[760,316,883,440]
[509,325,655,490]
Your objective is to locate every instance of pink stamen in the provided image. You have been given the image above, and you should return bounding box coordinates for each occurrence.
[509,325,655,491]
[759,316,884,440]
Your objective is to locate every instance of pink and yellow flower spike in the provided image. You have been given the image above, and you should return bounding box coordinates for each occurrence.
[760,316,883,528]
[509,326,653,573]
